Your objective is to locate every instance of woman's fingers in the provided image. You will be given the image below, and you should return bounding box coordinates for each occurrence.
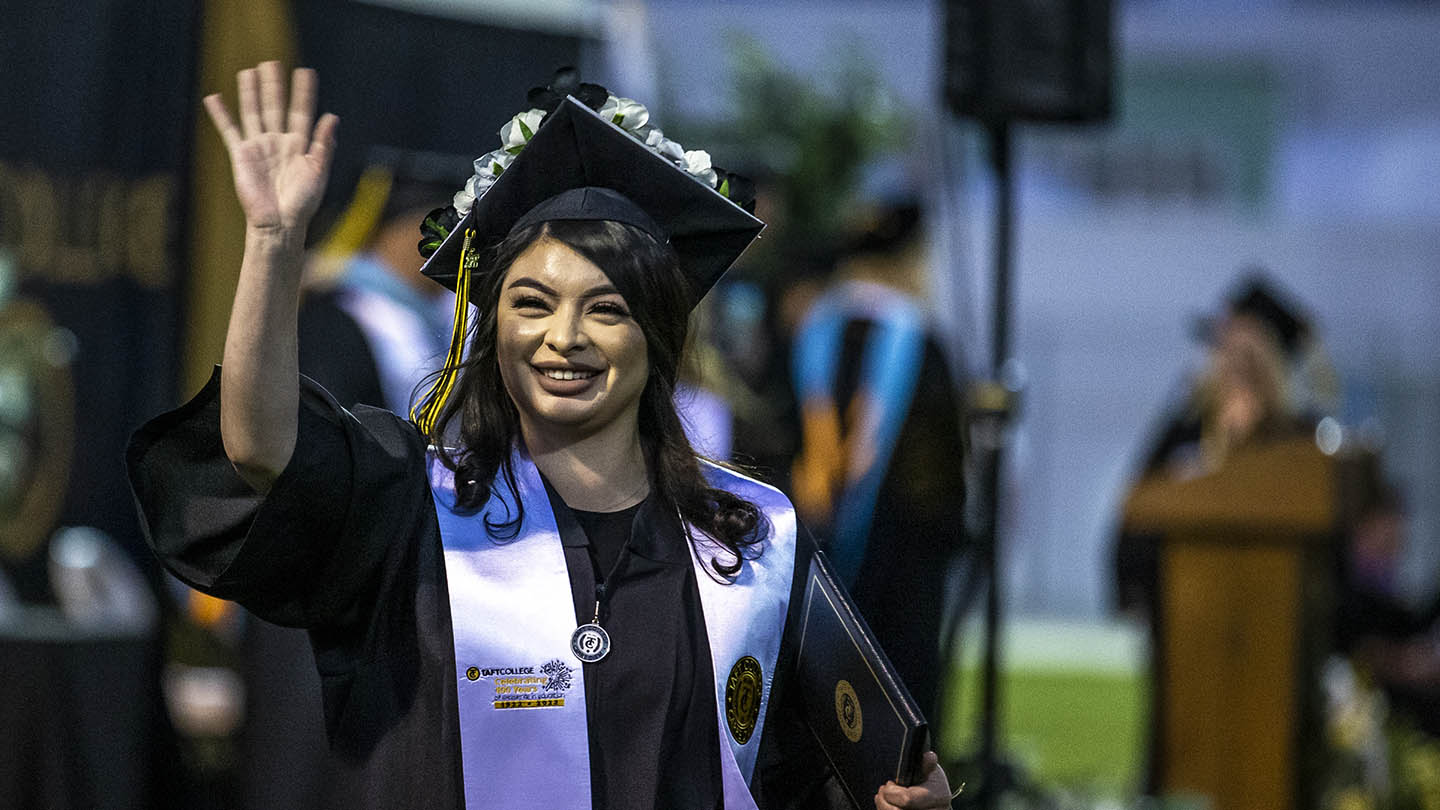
[287,67,317,140]
[258,60,286,133]
[876,782,933,809]
[202,94,242,151]
[308,113,340,172]
[225,63,328,152]
[209,62,335,229]
[237,68,263,139]
[874,752,951,809]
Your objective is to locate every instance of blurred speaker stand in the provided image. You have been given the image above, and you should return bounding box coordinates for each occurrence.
[940,1,1113,807]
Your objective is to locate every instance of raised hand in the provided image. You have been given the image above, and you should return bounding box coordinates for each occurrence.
[203,61,338,233]
[209,63,337,492]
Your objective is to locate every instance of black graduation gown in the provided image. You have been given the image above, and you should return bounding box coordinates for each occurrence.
[811,319,967,720]
[127,372,837,810]
[236,288,384,810]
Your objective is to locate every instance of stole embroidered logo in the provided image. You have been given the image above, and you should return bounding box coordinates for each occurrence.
[834,680,863,743]
[540,658,574,692]
[724,656,763,744]
[473,659,575,709]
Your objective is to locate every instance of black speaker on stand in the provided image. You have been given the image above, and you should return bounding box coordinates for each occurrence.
[939,2,1113,807]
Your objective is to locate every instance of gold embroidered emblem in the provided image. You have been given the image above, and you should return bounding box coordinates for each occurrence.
[834,679,862,743]
[725,656,763,744]
[462,244,483,274]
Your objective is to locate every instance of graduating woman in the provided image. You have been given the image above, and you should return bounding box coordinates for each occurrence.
[128,62,951,809]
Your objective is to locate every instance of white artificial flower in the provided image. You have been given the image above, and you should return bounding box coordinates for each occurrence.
[683,149,718,187]
[682,149,712,173]
[638,125,665,148]
[599,95,649,132]
[453,171,499,216]
[454,150,516,215]
[453,183,476,215]
[499,108,546,152]
[474,149,514,179]
[653,136,685,165]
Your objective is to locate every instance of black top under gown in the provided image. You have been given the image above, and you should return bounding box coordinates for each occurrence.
[126,371,838,810]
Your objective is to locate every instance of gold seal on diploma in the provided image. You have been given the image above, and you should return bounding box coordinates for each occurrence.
[834,679,863,743]
[725,655,763,744]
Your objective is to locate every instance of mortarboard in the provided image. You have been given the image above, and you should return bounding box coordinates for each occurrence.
[1225,275,1310,356]
[1194,272,1312,359]
[418,96,763,307]
[1192,269,1319,357]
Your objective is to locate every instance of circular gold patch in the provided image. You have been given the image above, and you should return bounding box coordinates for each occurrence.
[465,666,480,681]
[725,656,763,744]
[834,679,863,743]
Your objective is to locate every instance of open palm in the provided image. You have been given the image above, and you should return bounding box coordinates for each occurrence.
[204,62,338,231]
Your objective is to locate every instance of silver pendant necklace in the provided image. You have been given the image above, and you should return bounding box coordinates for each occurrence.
[570,586,612,663]
[567,498,642,665]
[571,547,627,664]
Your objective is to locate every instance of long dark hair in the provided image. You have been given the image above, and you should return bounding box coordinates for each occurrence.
[426,219,765,575]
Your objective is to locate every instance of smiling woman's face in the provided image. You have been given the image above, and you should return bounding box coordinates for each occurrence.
[495,238,649,442]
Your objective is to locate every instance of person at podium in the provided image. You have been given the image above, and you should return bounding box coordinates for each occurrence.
[1112,274,1343,806]
[1114,275,1322,618]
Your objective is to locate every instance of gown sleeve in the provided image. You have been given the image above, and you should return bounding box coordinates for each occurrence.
[126,367,433,631]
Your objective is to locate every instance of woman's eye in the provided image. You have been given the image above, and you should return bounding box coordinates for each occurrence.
[511,295,549,310]
[590,301,630,318]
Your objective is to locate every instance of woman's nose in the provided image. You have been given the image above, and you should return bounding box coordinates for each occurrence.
[545,308,588,353]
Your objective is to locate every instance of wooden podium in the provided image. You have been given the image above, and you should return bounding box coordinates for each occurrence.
[1123,437,1367,810]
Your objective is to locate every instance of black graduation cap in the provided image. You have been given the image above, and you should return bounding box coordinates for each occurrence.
[841,198,923,258]
[418,96,764,307]
[1195,272,1312,357]
[315,147,471,258]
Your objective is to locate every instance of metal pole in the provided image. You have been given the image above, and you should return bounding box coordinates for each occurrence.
[975,118,1012,810]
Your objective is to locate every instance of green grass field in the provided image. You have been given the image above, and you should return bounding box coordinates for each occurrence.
[937,619,1151,799]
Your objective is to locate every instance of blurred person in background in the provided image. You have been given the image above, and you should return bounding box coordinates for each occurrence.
[128,63,953,809]
[1337,482,1440,738]
[297,150,465,413]
[707,168,821,487]
[789,198,967,720]
[1114,274,1322,617]
[674,303,740,461]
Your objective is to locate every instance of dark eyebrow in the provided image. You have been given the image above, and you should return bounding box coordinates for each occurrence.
[506,277,558,296]
[506,277,621,299]
[582,284,622,299]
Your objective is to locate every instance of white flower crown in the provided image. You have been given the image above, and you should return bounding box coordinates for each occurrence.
[451,95,722,217]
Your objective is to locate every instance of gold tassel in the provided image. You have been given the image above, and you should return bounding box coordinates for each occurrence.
[411,228,476,435]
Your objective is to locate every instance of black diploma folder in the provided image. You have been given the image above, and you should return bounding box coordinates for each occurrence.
[794,550,930,806]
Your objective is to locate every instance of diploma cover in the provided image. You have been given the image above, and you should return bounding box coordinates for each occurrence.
[795,550,929,806]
